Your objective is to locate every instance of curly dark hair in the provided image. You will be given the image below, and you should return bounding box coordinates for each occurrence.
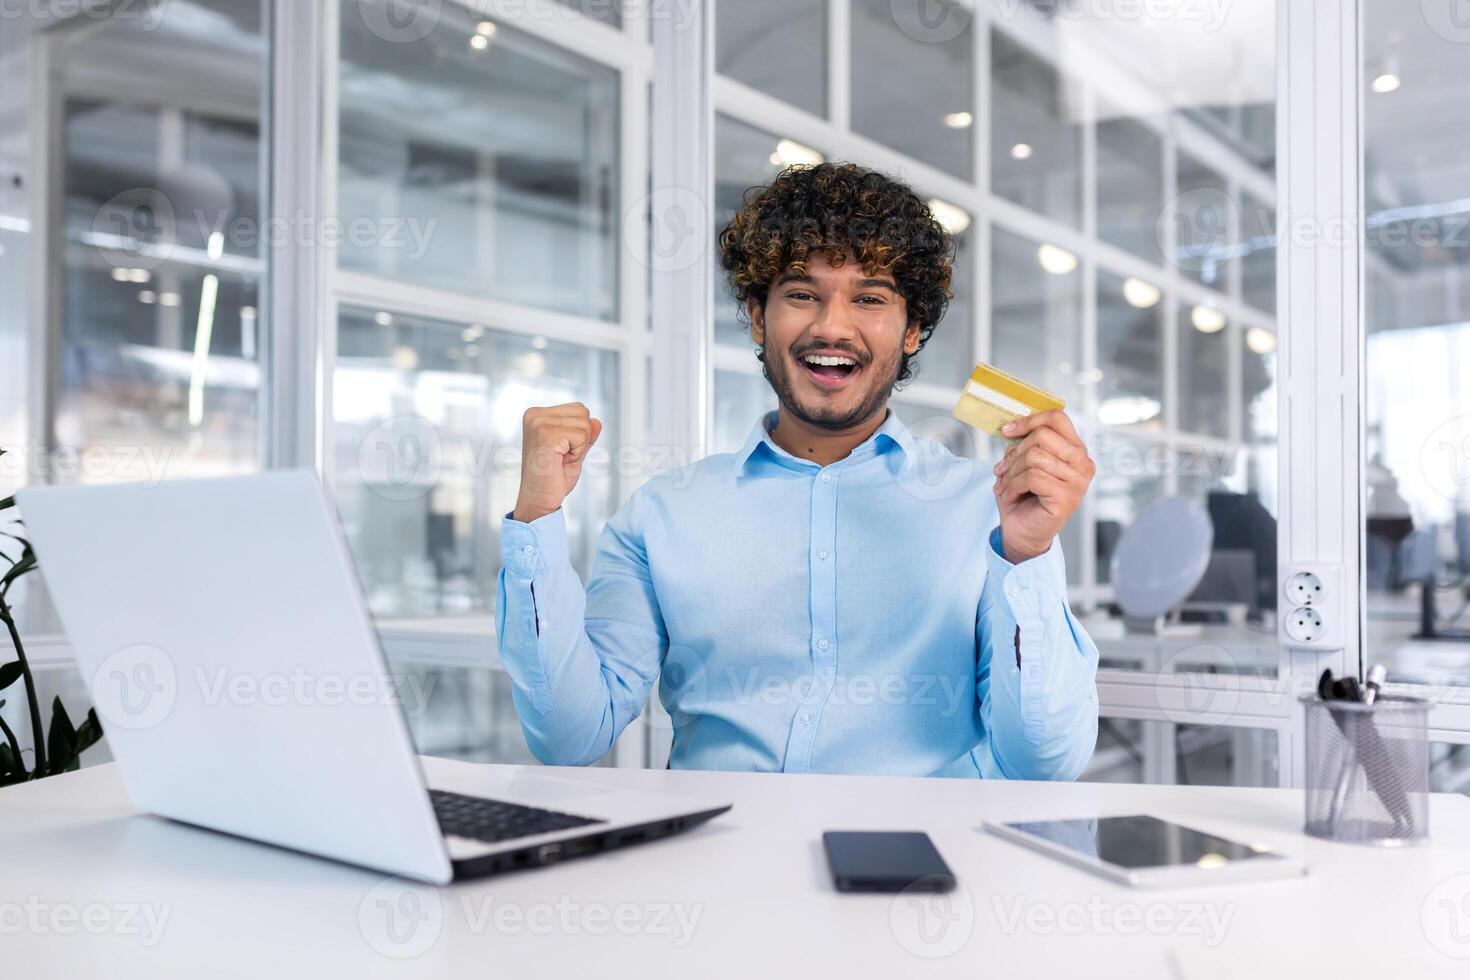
[717,162,954,385]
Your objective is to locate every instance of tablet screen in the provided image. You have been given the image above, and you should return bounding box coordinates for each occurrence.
[1002,814,1284,870]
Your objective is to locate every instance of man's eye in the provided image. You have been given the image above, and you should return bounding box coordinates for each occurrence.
[856,296,886,305]
[788,291,817,302]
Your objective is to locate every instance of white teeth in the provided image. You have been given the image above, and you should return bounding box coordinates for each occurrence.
[803,354,857,367]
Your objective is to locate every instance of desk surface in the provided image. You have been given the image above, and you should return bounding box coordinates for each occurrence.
[6,759,1470,978]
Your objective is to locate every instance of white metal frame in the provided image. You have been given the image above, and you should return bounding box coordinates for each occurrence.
[18,0,1469,781]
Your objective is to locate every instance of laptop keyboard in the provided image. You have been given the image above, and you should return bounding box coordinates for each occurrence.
[430,789,604,844]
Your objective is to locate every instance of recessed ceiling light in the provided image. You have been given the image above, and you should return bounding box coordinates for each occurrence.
[158,291,181,308]
[110,267,131,282]
[769,138,824,168]
[469,33,489,50]
[128,268,151,284]
[1037,243,1078,275]
[1245,325,1277,354]
[138,290,157,304]
[476,20,497,37]
[1122,277,1161,308]
[944,111,974,129]
[1011,142,1033,160]
[374,311,394,327]
[1370,73,1400,94]
[927,198,971,236]
[1191,304,1227,333]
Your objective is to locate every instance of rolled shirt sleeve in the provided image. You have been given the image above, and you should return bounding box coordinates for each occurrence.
[974,526,1099,781]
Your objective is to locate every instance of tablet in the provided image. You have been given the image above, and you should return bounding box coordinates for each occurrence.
[984,814,1308,889]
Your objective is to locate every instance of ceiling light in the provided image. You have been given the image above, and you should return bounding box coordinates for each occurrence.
[1011,142,1033,160]
[769,138,823,169]
[110,267,130,282]
[927,198,971,236]
[138,290,157,304]
[1370,73,1400,94]
[207,231,225,261]
[391,345,418,372]
[128,268,151,284]
[476,20,497,36]
[188,274,219,427]
[531,335,548,350]
[1122,276,1161,308]
[158,291,181,307]
[464,344,481,358]
[944,111,974,129]
[462,323,485,343]
[374,311,394,327]
[239,306,256,319]
[1245,325,1278,354]
[1098,395,1162,427]
[1191,304,1227,333]
[1036,243,1078,275]
[469,33,489,50]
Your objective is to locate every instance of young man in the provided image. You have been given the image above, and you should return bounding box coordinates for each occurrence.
[497,163,1099,779]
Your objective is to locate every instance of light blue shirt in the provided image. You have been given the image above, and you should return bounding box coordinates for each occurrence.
[496,410,1099,779]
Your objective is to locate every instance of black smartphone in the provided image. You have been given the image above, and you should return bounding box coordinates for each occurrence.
[822,831,956,893]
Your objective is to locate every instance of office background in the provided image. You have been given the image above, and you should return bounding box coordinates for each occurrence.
[1,0,1468,790]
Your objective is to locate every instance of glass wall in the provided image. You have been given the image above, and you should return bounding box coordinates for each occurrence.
[1362,0,1470,684]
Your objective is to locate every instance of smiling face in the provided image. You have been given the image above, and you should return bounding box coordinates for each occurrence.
[750,251,922,431]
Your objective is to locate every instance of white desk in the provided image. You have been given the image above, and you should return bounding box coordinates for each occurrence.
[5,759,1470,978]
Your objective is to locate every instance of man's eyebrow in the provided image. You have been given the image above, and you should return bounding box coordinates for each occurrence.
[775,272,814,287]
[854,277,898,291]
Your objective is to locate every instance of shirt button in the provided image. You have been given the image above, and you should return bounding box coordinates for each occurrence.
[817,549,828,560]
[521,545,534,556]
[817,638,829,650]
[801,713,813,725]
[820,472,831,482]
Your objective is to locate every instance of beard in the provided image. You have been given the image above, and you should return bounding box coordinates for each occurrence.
[762,341,904,431]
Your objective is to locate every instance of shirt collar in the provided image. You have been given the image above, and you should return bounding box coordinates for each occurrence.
[733,408,917,475]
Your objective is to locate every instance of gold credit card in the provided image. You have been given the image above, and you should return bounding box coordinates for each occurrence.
[952,363,1065,438]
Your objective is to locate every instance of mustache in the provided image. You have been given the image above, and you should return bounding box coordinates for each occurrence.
[789,344,869,367]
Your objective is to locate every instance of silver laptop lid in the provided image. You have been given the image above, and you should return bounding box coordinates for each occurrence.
[18,471,454,884]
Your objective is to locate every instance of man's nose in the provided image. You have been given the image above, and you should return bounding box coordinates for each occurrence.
[810,297,859,346]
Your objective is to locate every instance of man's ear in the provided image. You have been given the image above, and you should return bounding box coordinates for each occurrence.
[748,297,766,346]
[903,320,922,355]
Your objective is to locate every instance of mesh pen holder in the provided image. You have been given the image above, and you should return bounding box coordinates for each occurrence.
[1301,694,1430,846]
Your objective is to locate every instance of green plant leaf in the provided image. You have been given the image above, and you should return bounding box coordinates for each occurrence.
[73,708,103,756]
[46,696,77,774]
[0,495,13,511]
[0,553,36,592]
[0,661,20,691]
[0,711,25,781]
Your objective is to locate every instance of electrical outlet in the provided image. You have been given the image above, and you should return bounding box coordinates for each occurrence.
[1284,604,1324,643]
[1283,570,1324,606]
[1278,563,1344,649]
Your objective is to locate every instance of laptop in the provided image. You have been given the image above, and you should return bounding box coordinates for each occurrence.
[17,471,730,884]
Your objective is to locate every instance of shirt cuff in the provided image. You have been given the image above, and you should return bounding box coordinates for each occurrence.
[986,526,1069,621]
[501,508,571,578]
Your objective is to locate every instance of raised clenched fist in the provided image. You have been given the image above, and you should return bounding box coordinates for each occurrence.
[512,403,604,524]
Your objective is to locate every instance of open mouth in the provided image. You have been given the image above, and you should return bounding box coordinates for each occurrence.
[798,352,861,387]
